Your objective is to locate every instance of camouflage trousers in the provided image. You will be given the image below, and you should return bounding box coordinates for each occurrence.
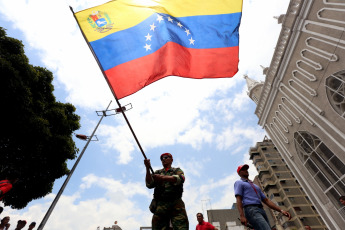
[152,198,189,230]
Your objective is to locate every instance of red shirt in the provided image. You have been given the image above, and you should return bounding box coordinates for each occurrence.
[196,221,215,230]
[0,180,13,200]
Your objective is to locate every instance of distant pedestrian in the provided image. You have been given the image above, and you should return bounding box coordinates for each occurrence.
[111,221,122,230]
[339,196,345,206]
[14,220,26,230]
[27,222,36,230]
[234,164,291,230]
[144,153,189,230]
[0,217,10,230]
[196,213,218,230]
[0,176,19,201]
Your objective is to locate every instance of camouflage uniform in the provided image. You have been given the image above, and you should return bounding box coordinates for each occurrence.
[146,167,189,230]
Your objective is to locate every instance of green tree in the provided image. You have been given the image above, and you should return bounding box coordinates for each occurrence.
[0,27,81,209]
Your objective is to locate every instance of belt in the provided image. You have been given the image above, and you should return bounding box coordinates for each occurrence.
[244,204,263,208]
[155,195,182,201]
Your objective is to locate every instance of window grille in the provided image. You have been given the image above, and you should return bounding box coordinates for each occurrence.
[294,131,345,220]
[325,70,345,118]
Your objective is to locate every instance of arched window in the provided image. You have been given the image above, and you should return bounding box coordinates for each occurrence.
[325,70,345,118]
[294,131,345,219]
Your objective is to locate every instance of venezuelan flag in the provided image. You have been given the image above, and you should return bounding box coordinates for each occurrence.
[74,0,242,99]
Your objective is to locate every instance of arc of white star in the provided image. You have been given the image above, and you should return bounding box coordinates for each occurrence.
[150,23,156,31]
[189,37,195,45]
[177,22,183,28]
[184,29,190,36]
[167,17,173,23]
[144,44,151,51]
[157,15,164,23]
[145,33,152,41]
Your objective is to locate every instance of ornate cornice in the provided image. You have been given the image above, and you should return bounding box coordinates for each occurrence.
[255,0,304,124]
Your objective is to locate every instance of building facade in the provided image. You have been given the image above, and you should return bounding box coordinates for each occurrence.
[246,0,345,229]
[250,137,327,229]
[207,209,246,230]
[103,221,122,230]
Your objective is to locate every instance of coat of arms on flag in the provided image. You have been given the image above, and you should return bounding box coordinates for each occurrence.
[87,10,113,33]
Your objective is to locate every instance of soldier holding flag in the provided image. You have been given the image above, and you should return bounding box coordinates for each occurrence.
[144,153,189,230]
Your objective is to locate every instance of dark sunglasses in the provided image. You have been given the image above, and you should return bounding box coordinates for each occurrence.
[161,156,171,160]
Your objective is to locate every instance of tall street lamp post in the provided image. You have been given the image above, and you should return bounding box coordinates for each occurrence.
[37,101,125,230]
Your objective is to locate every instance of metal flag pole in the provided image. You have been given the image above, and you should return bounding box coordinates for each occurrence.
[37,101,113,230]
[70,6,154,174]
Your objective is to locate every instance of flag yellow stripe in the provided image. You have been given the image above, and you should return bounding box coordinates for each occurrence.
[75,0,242,42]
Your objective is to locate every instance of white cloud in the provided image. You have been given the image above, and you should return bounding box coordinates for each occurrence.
[80,174,149,197]
[231,86,252,111]
[174,157,211,179]
[5,174,152,230]
[94,77,244,163]
[215,123,266,151]
[206,173,239,209]
[238,0,289,75]
[181,171,240,222]
[97,123,135,164]
[177,118,214,149]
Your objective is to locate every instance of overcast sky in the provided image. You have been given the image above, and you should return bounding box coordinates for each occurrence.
[0,0,290,229]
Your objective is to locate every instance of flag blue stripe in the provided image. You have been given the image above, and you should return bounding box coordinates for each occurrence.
[90,12,242,71]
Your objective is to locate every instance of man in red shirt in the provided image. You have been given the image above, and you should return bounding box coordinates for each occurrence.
[196,213,218,230]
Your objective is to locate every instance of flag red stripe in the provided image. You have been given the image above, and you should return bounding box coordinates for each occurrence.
[104,42,239,99]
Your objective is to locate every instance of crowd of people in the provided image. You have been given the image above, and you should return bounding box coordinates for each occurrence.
[0,208,36,230]
[0,177,37,230]
[0,178,36,230]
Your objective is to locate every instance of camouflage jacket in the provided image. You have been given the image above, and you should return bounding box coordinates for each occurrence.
[146,167,185,200]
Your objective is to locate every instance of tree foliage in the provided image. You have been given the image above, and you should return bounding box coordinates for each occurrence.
[0,27,81,209]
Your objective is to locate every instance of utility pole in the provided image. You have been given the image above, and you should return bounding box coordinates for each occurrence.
[37,101,125,230]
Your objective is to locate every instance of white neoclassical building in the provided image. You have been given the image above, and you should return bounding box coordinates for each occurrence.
[246,0,345,229]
